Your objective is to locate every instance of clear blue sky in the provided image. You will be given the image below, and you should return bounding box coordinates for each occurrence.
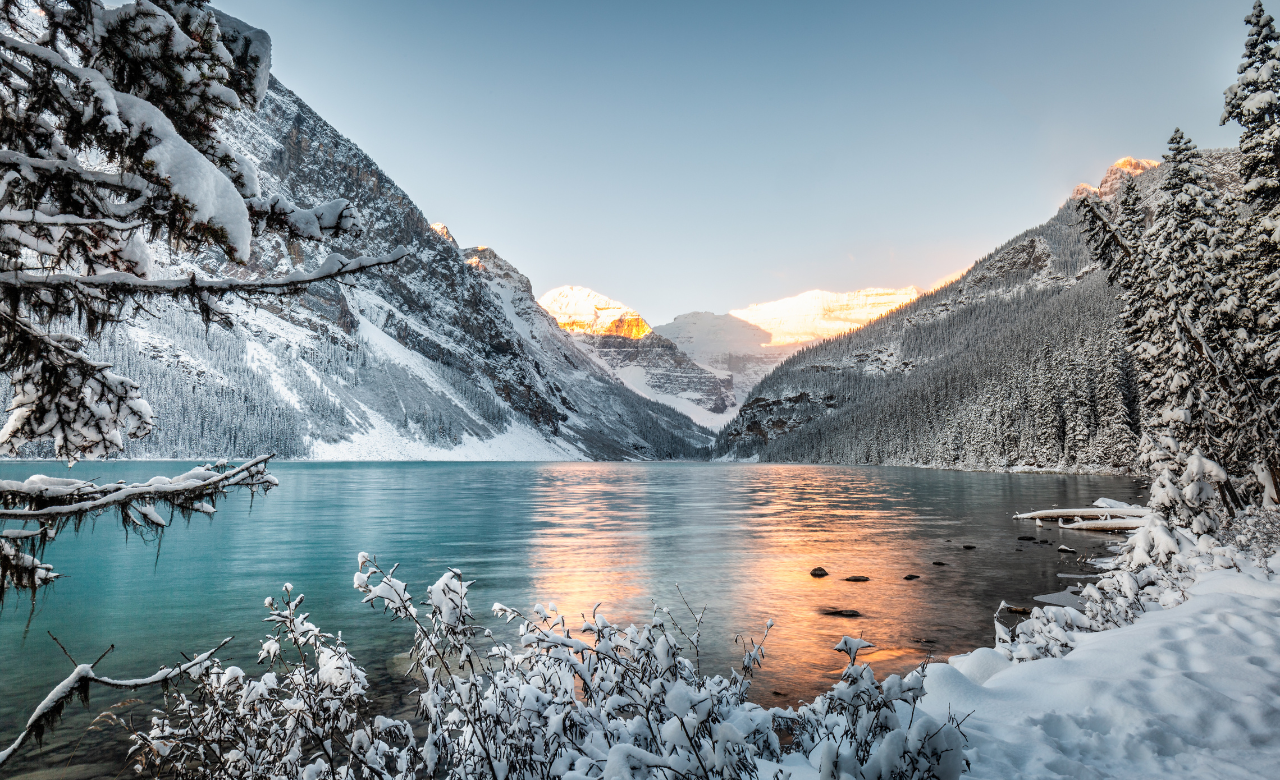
[216,0,1247,324]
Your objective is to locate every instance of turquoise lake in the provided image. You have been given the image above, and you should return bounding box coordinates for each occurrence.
[0,461,1147,773]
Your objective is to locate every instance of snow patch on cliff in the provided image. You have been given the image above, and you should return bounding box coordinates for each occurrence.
[308,402,581,461]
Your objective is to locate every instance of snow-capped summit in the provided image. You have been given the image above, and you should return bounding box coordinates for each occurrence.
[535,287,736,428]
[538,285,653,338]
[1070,156,1161,201]
[728,287,922,346]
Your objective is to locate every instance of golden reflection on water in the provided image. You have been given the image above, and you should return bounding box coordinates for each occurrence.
[520,464,971,703]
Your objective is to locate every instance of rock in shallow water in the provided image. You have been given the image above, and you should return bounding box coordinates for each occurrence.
[810,567,829,577]
[904,574,920,580]
[824,609,862,617]
[844,575,870,582]
[932,561,948,566]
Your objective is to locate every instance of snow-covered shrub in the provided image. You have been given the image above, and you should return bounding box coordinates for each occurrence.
[114,556,968,780]
[128,583,420,779]
[996,507,1276,663]
[993,604,1094,662]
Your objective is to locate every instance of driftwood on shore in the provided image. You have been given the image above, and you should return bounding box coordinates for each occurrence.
[1014,505,1151,532]
[1013,507,1149,520]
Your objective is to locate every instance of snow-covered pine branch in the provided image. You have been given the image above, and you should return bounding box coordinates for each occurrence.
[0,456,276,604]
[0,2,403,615]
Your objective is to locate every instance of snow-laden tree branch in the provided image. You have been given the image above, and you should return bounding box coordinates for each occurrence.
[0,457,276,604]
[0,637,232,768]
[0,2,403,615]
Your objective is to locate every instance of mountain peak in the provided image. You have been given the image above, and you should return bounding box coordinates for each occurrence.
[1070,156,1161,201]
[429,222,459,248]
[537,285,653,338]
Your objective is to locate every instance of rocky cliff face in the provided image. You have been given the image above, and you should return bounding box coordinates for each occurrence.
[576,333,736,416]
[651,312,796,405]
[109,77,713,461]
[1071,156,1161,201]
[534,286,737,428]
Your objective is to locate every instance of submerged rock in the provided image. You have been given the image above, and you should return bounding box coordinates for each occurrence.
[810,567,829,577]
[963,544,976,550]
[932,561,948,566]
[904,574,920,580]
[1018,536,1037,541]
[844,575,871,582]
[824,609,862,617]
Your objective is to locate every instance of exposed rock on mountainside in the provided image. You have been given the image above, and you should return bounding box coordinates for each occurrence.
[1071,156,1161,201]
[728,287,922,346]
[715,151,1239,470]
[539,286,653,338]
[96,77,713,461]
[536,287,737,427]
[577,333,737,417]
[652,312,797,405]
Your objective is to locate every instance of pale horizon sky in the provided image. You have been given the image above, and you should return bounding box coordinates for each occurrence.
[216,0,1248,324]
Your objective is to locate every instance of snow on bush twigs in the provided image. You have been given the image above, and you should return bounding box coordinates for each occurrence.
[110,554,969,780]
[0,636,232,769]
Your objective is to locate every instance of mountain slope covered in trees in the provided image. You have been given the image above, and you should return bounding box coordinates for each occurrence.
[715,152,1240,470]
[97,77,712,461]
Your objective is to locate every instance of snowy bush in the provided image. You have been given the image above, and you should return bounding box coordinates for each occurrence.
[994,506,1277,663]
[109,555,969,780]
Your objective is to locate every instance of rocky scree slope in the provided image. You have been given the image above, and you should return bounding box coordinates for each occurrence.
[92,77,712,461]
[714,151,1240,470]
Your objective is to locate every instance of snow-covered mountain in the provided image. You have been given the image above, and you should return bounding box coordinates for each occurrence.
[100,77,714,461]
[1070,156,1161,201]
[728,287,922,346]
[649,286,920,406]
[538,286,652,338]
[651,313,797,406]
[536,286,736,429]
[715,150,1239,470]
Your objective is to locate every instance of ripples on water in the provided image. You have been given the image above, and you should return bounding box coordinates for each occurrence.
[0,461,1146,770]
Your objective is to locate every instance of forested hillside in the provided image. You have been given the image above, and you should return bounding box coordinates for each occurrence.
[27,76,714,461]
[715,151,1239,470]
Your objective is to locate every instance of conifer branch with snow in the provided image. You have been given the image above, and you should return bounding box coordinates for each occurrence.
[0,2,401,601]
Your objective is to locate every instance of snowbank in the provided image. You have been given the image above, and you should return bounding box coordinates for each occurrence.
[307,402,583,462]
[921,564,1280,778]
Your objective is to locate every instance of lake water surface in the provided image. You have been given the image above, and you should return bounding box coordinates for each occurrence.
[0,461,1146,773]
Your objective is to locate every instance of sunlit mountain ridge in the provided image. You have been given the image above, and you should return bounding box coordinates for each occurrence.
[1070,156,1160,201]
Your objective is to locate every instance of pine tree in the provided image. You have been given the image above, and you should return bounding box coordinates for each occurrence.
[1093,331,1139,467]
[0,1,405,604]
[1221,1,1280,497]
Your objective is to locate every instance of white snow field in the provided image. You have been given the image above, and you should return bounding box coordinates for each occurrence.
[915,563,1280,779]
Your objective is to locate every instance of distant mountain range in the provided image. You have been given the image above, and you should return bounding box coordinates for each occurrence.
[69,59,1196,472]
[535,284,925,420]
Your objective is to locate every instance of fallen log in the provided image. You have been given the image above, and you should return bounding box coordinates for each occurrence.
[1013,507,1148,520]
